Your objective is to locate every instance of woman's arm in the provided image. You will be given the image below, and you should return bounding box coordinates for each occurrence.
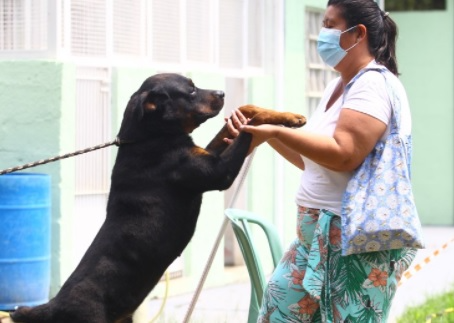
[267,138,305,170]
[241,108,387,172]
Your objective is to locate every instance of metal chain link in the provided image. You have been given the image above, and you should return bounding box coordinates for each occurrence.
[0,138,120,175]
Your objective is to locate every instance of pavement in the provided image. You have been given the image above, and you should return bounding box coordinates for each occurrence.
[3,226,450,323]
[135,226,454,323]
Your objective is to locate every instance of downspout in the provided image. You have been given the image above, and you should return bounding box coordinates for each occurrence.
[377,0,384,10]
[274,0,285,242]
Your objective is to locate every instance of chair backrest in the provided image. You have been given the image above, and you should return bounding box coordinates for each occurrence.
[225,208,283,322]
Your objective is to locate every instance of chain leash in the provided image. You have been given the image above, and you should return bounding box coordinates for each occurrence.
[0,138,121,175]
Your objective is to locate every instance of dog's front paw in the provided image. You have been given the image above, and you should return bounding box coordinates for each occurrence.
[248,111,306,128]
[280,112,306,128]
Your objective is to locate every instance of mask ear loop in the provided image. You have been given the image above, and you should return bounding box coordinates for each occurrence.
[342,25,361,52]
[342,25,358,33]
[344,41,359,52]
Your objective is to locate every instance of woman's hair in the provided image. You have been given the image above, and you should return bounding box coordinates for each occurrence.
[327,0,399,75]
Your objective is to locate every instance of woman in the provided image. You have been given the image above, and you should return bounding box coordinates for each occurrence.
[226,0,417,322]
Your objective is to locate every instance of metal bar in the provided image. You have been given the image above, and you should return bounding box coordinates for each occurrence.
[182,149,256,323]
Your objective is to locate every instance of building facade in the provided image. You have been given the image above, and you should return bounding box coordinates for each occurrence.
[0,0,452,298]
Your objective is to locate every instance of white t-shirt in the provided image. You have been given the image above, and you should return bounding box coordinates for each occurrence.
[295,61,411,215]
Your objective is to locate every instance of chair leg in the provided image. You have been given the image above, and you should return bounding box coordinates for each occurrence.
[247,287,261,323]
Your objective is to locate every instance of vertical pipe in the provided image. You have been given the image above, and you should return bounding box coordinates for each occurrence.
[377,0,385,10]
[274,0,285,243]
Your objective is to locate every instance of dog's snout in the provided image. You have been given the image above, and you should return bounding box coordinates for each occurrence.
[214,90,225,99]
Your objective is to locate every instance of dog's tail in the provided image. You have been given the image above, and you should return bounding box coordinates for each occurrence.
[10,305,53,323]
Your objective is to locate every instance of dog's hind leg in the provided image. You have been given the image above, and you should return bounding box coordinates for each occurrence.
[10,305,52,323]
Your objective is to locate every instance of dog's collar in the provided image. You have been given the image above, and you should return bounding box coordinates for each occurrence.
[114,137,136,146]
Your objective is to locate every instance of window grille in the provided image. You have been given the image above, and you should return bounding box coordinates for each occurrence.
[218,0,244,69]
[113,0,143,56]
[151,0,181,63]
[75,67,111,195]
[305,9,338,116]
[73,66,111,264]
[186,0,212,63]
[1,0,266,72]
[71,0,107,56]
[0,0,47,51]
[247,0,264,67]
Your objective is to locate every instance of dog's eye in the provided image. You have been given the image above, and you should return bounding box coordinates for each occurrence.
[190,88,197,96]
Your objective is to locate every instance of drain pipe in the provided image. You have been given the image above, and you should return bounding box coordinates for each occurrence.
[274,0,285,243]
[377,0,384,10]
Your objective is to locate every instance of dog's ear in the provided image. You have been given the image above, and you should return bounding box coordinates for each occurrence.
[117,85,170,141]
[129,92,145,121]
[117,91,150,141]
[125,89,169,122]
[140,89,170,115]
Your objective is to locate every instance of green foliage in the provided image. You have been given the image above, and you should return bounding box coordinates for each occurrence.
[397,288,454,323]
[386,0,446,11]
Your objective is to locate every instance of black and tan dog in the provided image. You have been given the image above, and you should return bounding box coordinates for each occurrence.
[10,73,305,323]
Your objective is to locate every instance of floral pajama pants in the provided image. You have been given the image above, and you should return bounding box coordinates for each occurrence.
[258,206,417,323]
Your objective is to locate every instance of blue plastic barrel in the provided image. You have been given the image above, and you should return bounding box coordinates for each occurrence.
[0,173,51,310]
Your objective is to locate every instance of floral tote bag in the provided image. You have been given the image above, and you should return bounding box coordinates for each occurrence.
[341,67,425,256]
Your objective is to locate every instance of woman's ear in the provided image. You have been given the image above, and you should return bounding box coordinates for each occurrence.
[356,24,367,42]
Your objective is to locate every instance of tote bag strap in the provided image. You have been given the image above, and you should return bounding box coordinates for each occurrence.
[342,67,401,135]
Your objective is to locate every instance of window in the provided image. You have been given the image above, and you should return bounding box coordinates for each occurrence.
[0,0,48,51]
[73,66,111,265]
[186,0,212,63]
[247,0,264,68]
[113,0,143,56]
[218,0,244,68]
[151,0,181,63]
[305,9,338,116]
[75,67,111,195]
[71,0,107,56]
[1,0,266,72]
[385,0,446,11]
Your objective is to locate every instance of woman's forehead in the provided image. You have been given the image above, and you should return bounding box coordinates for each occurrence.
[323,5,346,27]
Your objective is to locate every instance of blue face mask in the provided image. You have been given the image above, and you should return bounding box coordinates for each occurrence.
[317,26,358,67]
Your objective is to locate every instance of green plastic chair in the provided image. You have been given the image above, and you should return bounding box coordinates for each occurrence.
[225,208,284,323]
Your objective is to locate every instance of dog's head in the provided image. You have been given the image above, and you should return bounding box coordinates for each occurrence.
[118,73,225,142]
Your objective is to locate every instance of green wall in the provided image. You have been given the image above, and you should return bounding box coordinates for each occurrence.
[392,6,454,225]
[243,0,326,267]
[281,0,314,247]
[281,0,454,227]
[244,0,325,260]
[183,72,229,282]
[0,61,75,295]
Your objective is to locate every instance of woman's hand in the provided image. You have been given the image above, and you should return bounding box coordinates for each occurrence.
[223,109,250,144]
[224,109,305,169]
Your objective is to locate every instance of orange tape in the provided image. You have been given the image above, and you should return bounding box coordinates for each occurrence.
[398,237,454,287]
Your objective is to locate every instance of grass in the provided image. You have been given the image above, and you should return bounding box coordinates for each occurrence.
[396,288,454,323]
